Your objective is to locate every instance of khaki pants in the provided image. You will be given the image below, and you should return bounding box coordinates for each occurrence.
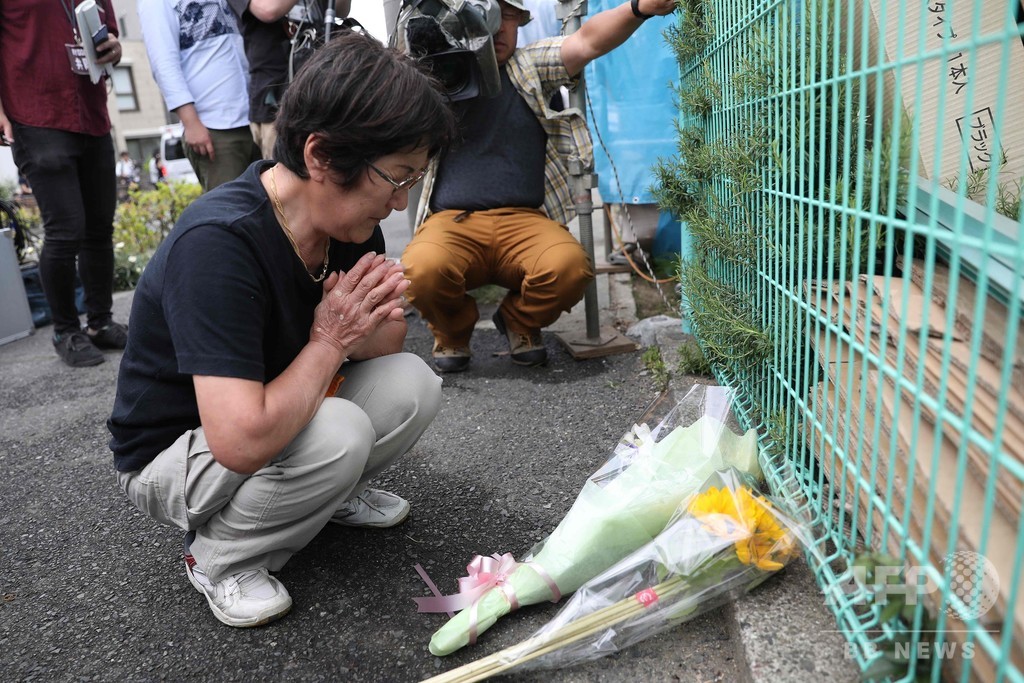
[402,208,593,347]
[250,121,277,160]
[184,126,261,192]
[116,353,441,582]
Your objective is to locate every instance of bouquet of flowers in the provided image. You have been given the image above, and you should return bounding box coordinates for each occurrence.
[420,467,804,682]
[414,385,763,656]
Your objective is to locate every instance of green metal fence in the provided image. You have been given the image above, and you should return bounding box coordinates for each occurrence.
[659,0,1024,680]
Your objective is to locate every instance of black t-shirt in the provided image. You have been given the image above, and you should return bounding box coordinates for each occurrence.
[430,67,547,213]
[227,0,292,123]
[108,161,385,472]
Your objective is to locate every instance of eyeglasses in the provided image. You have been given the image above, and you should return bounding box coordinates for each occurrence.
[366,160,428,193]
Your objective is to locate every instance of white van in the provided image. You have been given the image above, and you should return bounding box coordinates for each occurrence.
[159,124,199,185]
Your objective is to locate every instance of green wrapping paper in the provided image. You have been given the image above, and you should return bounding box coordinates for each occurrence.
[423,388,762,657]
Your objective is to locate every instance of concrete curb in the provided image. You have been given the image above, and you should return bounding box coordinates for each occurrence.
[732,559,860,682]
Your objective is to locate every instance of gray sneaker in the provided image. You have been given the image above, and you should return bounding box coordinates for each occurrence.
[330,488,411,528]
[185,557,292,628]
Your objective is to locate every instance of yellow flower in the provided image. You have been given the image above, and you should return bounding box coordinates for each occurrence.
[687,486,745,540]
[687,485,795,572]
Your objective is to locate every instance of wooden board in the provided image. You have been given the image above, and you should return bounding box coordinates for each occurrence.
[805,279,1024,682]
[899,256,1024,396]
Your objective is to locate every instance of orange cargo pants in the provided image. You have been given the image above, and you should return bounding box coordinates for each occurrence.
[402,208,594,347]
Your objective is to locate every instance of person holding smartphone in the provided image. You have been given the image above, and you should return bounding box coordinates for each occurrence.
[92,24,110,50]
[0,0,129,367]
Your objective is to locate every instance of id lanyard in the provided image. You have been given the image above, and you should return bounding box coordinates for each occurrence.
[59,0,81,44]
[60,0,94,77]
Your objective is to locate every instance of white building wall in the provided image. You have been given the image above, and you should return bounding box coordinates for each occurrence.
[109,0,171,161]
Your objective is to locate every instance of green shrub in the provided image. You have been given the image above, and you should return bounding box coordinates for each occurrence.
[641,346,671,390]
[676,341,714,377]
[14,205,42,263]
[113,181,200,290]
[10,182,198,289]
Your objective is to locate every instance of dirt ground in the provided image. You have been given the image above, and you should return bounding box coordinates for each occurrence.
[631,274,680,319]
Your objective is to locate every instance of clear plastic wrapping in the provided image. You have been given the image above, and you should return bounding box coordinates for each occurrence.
[414,385,771,659]
[422,466,807,682]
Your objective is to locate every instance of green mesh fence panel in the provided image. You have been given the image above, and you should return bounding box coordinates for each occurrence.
[662,0,1024,680]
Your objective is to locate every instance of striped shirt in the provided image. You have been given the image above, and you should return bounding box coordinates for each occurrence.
[417,37,594,227]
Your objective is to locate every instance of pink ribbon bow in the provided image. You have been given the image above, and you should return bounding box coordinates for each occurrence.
[413,552,524,645]
[413,554,563,646]
[413,552,520,616]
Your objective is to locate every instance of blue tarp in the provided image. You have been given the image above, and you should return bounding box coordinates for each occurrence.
[584,2,678,204]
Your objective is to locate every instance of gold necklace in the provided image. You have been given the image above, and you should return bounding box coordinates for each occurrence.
[270,166,330,283]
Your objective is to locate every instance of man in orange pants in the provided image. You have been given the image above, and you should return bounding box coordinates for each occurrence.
[401,0,676,372]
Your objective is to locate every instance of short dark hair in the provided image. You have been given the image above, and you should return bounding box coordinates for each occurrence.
[273,30,456,187]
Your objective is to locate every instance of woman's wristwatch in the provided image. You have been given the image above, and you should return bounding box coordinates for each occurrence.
[630,0,653,20]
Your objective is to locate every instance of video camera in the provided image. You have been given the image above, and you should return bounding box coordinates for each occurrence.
[285,0,368,81]
[391,0,505,102]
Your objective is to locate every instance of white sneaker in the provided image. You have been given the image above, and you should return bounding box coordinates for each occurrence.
[330,488,411,528]
[185,557,292,628]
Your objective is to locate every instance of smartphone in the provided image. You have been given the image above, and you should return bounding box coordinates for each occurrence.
[92,25,109,49]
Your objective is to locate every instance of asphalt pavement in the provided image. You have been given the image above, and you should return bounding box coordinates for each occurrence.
[0,207,853,682]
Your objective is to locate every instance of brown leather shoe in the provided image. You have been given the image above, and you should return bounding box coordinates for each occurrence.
[432,341,470,373]
[492,310,547,366]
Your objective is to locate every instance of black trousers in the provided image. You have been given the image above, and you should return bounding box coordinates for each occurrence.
[12,123,117,336]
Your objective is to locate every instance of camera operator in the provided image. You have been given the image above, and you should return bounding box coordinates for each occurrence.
[401,0,676,372]
[228,0,351,159]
